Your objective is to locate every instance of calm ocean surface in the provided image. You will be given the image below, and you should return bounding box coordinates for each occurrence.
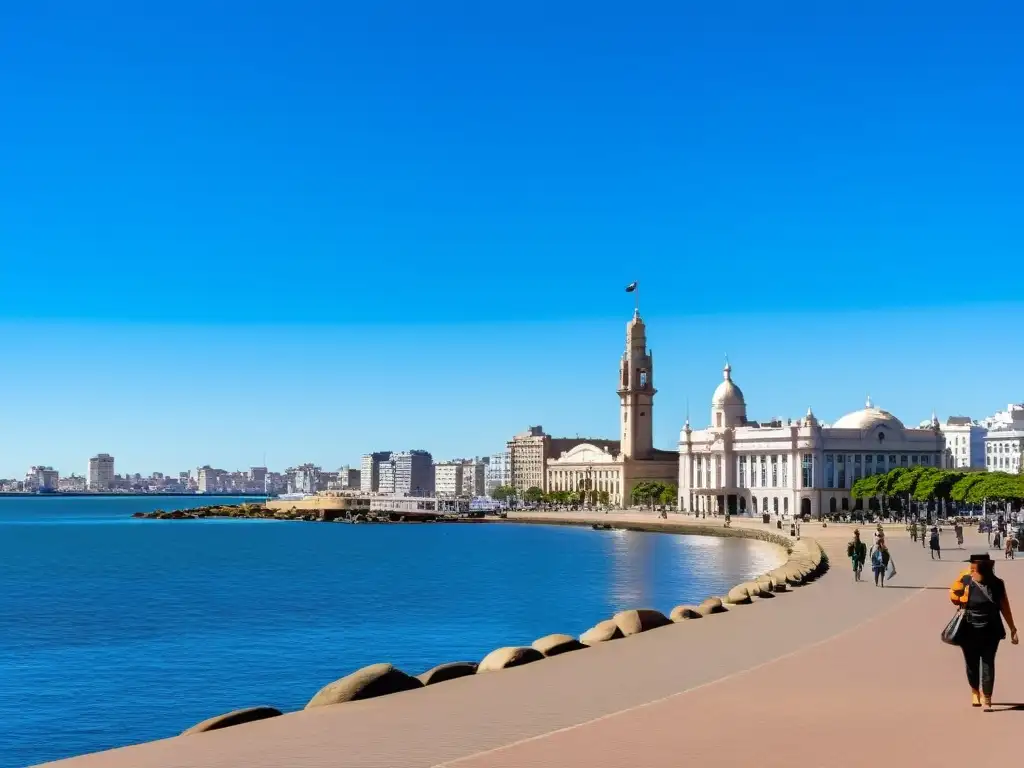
[0,496,784,767]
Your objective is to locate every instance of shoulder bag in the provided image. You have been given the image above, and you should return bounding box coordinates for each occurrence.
[941,576,971,646]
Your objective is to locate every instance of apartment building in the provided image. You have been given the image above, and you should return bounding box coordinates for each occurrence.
[360,452,391,492]
[485,451,511,496]
[87,454,115,491]
[434,461,464,497]
[392,450,434,496]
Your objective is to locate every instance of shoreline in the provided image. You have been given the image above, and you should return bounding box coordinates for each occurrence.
[42,510,827,767]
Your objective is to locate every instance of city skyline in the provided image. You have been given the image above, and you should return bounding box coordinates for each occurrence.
[2,2,1023,475]
[1,305,1021,478]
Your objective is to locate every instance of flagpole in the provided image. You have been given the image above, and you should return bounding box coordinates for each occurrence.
[635,280,640,315]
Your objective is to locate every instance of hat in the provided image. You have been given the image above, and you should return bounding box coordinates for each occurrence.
[969,553,993,563]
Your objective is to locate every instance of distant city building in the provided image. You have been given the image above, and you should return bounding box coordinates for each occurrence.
[248,466,268,489]
[197,466,225,493]
[58,474,87,492]
[485,451,511,496]
[392,450,434,496]
[360,452,391,492]
[930,417,987,469]
[25,466,59,491]
[378,457,396,494]
[461,456,488,497]
[287,464,321,494]
[339,466,361,489]
[507,427,550,492]
[982,403,1024,474]
[87,454,115,491]
[434,461,464,497]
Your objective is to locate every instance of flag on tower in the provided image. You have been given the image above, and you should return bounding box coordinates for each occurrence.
[625,281,638,292]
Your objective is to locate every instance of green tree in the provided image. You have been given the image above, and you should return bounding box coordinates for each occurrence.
[658,483,678,508]
[597,489,610,506]
[491,485,513,503]
[523,486,545,505]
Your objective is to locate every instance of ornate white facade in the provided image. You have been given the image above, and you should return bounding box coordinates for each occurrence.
[546,310,678,506]
[678,364,945,518]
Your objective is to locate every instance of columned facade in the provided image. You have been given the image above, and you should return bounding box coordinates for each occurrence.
[679,369,945,518]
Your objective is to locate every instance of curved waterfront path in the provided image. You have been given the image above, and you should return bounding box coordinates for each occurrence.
[40,513,1022,768]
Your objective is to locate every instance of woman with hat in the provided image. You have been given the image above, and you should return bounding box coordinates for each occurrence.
[949,553,1019,710]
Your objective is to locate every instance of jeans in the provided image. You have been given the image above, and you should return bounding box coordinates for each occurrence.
[961,635,1000,697]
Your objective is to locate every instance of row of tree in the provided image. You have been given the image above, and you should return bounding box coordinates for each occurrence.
[489,482,679,509]
[851,467,1024,511]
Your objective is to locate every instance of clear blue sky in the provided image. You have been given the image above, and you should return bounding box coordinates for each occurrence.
[0,1,1021,477]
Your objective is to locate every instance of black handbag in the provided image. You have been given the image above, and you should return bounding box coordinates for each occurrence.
[941,609,966,645]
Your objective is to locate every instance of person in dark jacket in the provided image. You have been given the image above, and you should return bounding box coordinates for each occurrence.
[847,530,867,582]
[930,526,941,559]
[949,553,1019,710]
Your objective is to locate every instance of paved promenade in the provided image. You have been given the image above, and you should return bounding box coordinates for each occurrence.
[41,514,1022,768]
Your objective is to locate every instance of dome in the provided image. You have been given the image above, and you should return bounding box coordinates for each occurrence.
[712,362,745,407]
[832,397,905,430]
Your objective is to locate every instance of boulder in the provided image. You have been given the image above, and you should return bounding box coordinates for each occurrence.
[579,619,624,645]
[181,706,282,735]
[305,663,423,709]
[725,584,753,605]
[532,634,587,657]
[746,580,774,599]
[613,609,672,636]
[477,646,545,672]
[669,605,702,621]
[416,661,478,685]
[697,597,727,616]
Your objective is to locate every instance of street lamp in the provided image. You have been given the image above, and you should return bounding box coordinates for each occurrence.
[585,467,593,508]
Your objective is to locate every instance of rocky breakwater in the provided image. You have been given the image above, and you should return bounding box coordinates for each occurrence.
[131,504,458,524]
[172,525,830,740]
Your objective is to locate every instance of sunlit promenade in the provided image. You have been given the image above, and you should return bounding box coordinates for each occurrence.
[41,512,1023,768]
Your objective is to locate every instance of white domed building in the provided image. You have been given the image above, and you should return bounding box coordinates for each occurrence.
[678,364,944,518]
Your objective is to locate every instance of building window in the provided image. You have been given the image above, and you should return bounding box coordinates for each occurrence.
[825,454,834,488]
[715,456,722,489]
[738,456,746,488]
[911,454,918,465]
[921,455,930,466]
[781,456,788,487]
[762,497,768,513]
[801,454,813,488]
[716,412,722,428]
[773,497,778,514]
[900,454,908,467]
[760,455,767,486]
[784,497,789,514]
[771,455,778,487]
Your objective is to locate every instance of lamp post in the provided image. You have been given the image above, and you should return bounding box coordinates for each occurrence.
[585,467,593,508]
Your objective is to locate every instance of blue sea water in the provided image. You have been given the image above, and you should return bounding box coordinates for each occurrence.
[0,497,784,767]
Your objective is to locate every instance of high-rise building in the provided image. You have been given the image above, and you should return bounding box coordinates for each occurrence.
[336,465,361,489]
[485,451,511,496]
[87,454,115,491]
[393,450,434,496]
[507,426,549,492]
[360,452,391,492]
[461,456,488,497]
[26,466,59,491]
[197,466,224,494]
[434,461,464,497]
[378,458,396,494]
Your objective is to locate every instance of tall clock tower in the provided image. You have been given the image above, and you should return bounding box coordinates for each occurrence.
[618,309,655,460]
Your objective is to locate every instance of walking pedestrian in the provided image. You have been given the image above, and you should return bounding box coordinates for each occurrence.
[869,539,889,587]
[949,553,1018,710]
[955,523,964,548]
[930,526,942,560]
[848,529,867,582]
[910,523,918,543]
